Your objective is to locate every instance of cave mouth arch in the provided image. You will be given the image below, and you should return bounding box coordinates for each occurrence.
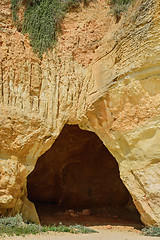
[27,124,141,226]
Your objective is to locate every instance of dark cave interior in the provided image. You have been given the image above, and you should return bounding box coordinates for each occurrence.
[27,125,141,226]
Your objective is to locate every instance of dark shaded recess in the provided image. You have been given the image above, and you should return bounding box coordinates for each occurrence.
[27,125,130,209]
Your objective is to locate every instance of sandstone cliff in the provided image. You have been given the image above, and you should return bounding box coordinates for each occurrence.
[0,0,160,226]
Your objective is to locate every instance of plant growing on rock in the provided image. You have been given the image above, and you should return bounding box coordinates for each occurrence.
[109,0,133,22]
[11,0,92,57]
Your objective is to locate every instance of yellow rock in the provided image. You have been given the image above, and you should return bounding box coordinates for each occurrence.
[0,0,160,226]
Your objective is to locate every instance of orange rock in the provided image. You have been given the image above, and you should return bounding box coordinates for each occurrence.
[106,225,112,229]
[82,209,90,216]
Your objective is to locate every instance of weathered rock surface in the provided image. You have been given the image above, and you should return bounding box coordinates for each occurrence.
[0,156,27,214]
[0,0,160,226]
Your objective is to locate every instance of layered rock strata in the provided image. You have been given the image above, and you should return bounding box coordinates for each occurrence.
[0,0,160,226]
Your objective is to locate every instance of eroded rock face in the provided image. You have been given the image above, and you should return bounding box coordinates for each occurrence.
[0,156,28,215]
[0,0,160,226]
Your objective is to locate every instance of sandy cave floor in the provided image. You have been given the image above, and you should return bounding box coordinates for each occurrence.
[2,204,158,240]
[35,203,142,227]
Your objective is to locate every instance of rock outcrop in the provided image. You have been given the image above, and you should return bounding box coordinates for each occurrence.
[0,0,160,226]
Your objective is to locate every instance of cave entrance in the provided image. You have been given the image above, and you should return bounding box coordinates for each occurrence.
[27,125,141,226]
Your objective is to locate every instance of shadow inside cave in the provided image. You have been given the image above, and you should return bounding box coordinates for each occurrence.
[27,125,142,227]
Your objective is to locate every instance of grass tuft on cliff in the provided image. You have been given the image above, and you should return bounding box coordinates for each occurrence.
[109,0,133,22]
[0,214,98,237]
[11,0,92,57]
[11,0,133,57]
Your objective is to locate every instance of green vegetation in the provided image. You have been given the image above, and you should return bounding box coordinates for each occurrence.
[109,0,132,4]
[109,0,133,22]
[11,0,91,57]
[142,225,160,237]
[0,214,98,237]
[11,0,21,23]
[72,225,98,234]
[11,0,133,56]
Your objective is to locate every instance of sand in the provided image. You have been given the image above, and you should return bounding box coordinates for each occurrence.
[0,226,159,240]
